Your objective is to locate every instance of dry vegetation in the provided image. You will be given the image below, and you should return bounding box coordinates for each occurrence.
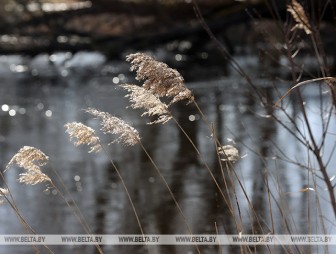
[1,0,336,253]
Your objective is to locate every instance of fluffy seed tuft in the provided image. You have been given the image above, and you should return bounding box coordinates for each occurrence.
[6,146,49,172]
[6,146,52,186]
[86,108,140,146]
[126,53,194,105]
[218,145,239,163]
[287,0,312,35]
[65,122,101,153]
[18,172,51,186]
[121,84,172,124]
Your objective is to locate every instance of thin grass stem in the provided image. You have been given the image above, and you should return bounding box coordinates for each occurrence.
[137,140,201,254]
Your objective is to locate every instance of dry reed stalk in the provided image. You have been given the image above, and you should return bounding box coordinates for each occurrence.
[66,116,145,240]
[125,53,236,165]
[124,51,274,243]
[287,0,312,35]
[121,84,172,124]
[192,1,335,250]
[4,148,56,253]
[64,122,101,153]
[86,108,140,146]
[0,188,8,205]
[136,141,201,254]
[125,52,246,233]
[84,106,201,252]
[126,53,193,105]
[0,185,52,253]
[122,58,235,213]
[6,146,102,253]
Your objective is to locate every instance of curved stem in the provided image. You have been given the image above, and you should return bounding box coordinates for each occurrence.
[0,172,54,254]
[50,182,104,254]
[138,140,201,254]
[101,145,145,236]
[171,117,235,216]
[274,77,335,107]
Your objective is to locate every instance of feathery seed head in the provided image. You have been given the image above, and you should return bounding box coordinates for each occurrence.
[86,108,140,146]
[6,146,52,187]
[126,53,194,105]
[65,122,101,153]
[6,146,49,172]
[18,171,52,185]
[287,0,312,35]
[218,145,239,163]
[121,84,172,124]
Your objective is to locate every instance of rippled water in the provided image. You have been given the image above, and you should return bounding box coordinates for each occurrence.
[0,53,335,254]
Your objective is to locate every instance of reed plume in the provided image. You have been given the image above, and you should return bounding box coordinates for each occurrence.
[6,146,52,185]
[126,53,194,105]
[18,172,51,186]
[121,84,172,124]
[0,188,8,204]
[65,122,101,153]
[218,145,239,163]
[287,0,312,35]
[6,146,49,172]
[86,108,140,146]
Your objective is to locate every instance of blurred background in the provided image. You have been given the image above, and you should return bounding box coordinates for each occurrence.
[0,0,336,253]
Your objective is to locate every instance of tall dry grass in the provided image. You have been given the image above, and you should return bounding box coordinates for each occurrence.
[191,0,336,252]
[1,1,336,253]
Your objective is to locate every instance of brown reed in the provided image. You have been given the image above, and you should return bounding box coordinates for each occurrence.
[6,146,52,186]
[121,84,172,124]
[64,122,102,153]
[287,0,312,35]
[126,53,194,105]
[86,107,140,146]
[6,146,49,172]
[18,171,51,186]
[218,145,240,163]
[7,146,103,253]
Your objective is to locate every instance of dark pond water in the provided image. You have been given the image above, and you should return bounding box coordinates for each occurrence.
[0,52,335,254]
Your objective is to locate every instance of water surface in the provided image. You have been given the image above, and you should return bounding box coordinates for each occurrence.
[0,53,335,254]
